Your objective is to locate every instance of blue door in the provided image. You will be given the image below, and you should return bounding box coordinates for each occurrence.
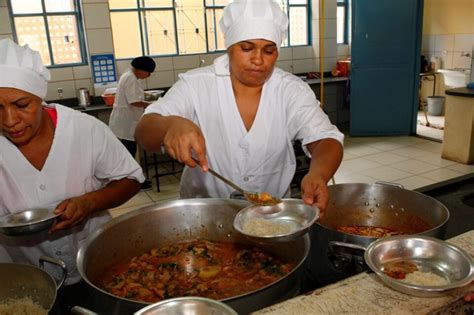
[350,0,423,136]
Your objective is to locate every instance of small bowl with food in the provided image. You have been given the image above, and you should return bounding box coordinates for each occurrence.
[233,199,319,242]
[0,209,59,236]
[364,235,474,297]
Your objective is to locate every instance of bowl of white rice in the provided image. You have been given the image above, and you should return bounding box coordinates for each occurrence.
[233,199,319,242]
[364,235,474,297]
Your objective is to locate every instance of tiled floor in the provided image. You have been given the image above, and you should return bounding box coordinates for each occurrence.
[416,110,445,141]
[108,135,474,218]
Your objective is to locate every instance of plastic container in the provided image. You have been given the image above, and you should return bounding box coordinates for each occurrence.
[101,94,115,106]
[427,96,445,116]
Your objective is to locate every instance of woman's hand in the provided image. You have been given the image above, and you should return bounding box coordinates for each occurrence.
[49,196,93,233]
[300,172,329,217]
[162,117,208,170]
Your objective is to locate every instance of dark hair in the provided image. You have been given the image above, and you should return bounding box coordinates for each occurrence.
[131,56,156,73]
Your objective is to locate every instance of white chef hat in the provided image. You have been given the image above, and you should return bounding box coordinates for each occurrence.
[0,39,50,99]
[219,0,289,50]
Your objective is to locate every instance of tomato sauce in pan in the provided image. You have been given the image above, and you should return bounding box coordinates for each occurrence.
[99,240,294,303]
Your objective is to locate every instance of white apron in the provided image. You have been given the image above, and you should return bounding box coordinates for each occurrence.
[0,104,145,284]
[145,55,344,199]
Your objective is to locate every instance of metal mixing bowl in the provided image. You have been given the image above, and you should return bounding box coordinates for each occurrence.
[134,297,238,315]
[233,199,319,242]
[364,235,474,297]
[0,208,59,236]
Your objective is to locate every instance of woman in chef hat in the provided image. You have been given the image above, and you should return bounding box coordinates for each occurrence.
[136,0,344,212]
[0,39,144,312]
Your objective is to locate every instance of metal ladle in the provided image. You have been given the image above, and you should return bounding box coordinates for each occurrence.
[192,158,281,206]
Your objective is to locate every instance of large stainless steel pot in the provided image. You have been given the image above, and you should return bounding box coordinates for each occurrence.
[306,183,450,287]
[0,256,67,312]
[77,199,310,315]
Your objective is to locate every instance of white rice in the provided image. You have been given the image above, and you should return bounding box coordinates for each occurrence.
[242,218,293,236]
[0,297,48,315]
[402,271,449,286]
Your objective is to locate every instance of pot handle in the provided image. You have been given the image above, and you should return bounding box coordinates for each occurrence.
[375,181,404,189]
[328,241,367,252]
[39,255,67,290]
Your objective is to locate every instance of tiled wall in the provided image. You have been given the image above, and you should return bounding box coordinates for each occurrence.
[421,34,474,70]
[0,0,348,102]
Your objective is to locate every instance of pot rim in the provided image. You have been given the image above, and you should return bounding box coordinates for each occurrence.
[316,182,450,238]
[77,198,311,306]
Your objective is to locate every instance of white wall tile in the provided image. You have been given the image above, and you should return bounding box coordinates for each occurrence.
[435,35,454,52]
[276,60,293,73]
[146,70,175,89]
[198,53,224,66]
[173,55,200,70]
[86,29,114,54]
[311,0,320,19]
[74,78,94,96]
[293,59,314,73]
[278,47,292,61]
[82,0,108,2]
[49,67,74,82]
[440,51,454,69]
[83,3,111,29]
[452,52,472,69]
[154,57,173,72]
[337,44,349,57]
[312,57,320,72]
[0,7,12,34]
[323,56,337,72]
[0,0,7,6]
[324,0,337,19]
[453,34,473,52]
[324,38,337,58]
[46,80,76,101]
[293,46,314,59]
[116,59,130,77]
[73,65,92,80]
[312,18,337,42]
[0,34,13,40]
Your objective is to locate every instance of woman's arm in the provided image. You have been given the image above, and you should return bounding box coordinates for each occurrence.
[135,114,208,170]
[300,138,343,213]
[50,177,140,233]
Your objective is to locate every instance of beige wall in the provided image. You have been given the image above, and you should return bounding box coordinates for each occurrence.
[422,0,474,71]
[0,0,344,102]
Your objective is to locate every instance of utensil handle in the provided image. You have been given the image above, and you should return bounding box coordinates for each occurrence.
[39,255,68,289]
[329,241,367,252]
[192,158,245,194]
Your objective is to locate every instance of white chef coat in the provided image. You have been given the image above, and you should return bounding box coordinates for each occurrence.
[144,55,344,199]
[109,69,145,141]
[0,104,145,285]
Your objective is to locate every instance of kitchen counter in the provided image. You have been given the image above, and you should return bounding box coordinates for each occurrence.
[303,76,348,85]
[253,230,474,315]
[442,90,474,164]
[445,87,474,98]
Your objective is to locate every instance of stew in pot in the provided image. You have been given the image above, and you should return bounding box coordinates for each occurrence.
[99,240,294,303]
[336,225,401,238]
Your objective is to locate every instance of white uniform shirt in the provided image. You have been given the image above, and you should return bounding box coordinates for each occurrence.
[0,104,145,285]
[109,69,145,141]
[144,55,344,199]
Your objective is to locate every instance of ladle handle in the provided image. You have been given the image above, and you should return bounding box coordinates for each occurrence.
[192,158,245,194]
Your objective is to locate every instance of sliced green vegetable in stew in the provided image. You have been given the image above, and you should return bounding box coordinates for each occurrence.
[99,239,294,302]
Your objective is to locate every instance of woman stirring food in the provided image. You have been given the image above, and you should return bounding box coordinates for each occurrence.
[136,0,344,212]
[0,39,144,313]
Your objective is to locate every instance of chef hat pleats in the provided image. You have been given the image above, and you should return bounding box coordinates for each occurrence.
[0,39,50,99]
[219,0,289,50]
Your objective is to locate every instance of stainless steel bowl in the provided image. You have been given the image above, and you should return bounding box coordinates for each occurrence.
[0,208,59,236]
[134,297,238,315]
[364,235,474,297]
[233,199,319,242]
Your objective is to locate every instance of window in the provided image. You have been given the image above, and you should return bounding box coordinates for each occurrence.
[8,0,86,67]
[337,0,348,44]
[109,0,310,59]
